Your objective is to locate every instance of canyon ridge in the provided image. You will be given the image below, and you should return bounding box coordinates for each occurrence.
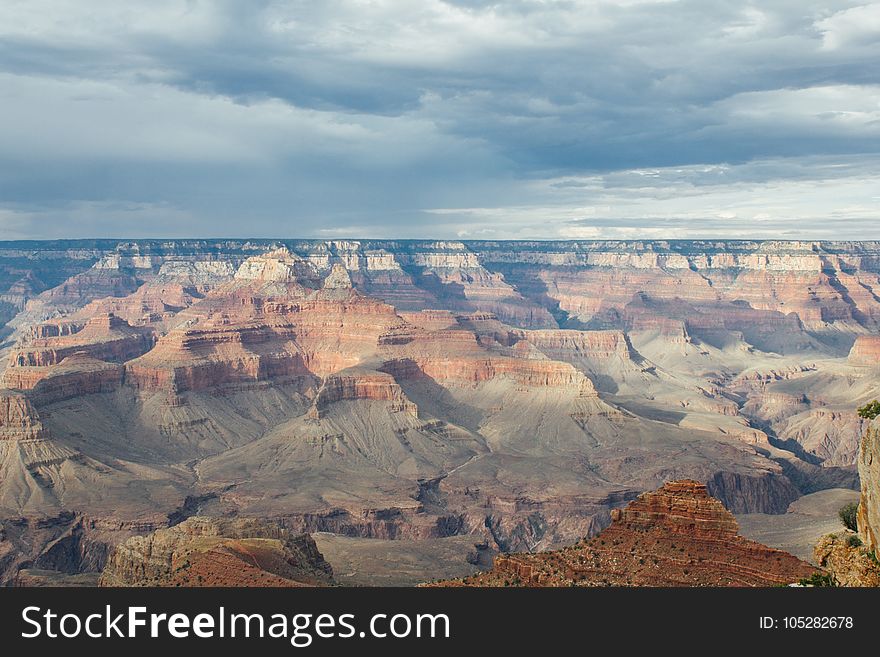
[1,239,879,585]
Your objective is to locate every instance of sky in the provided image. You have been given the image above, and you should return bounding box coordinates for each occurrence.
[1,0,879,240]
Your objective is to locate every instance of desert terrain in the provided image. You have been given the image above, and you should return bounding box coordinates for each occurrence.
[1,239,879,585]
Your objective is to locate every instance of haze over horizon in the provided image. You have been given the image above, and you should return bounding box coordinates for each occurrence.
[1,1,879,240]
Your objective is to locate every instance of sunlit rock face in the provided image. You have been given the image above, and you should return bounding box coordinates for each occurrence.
[858,419,880,554]
[1,239,879,584]
[429,481,819,587]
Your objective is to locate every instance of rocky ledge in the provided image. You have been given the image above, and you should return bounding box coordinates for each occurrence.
[100,516,335,587]
[429,480,818,587]
[813,533,880,587]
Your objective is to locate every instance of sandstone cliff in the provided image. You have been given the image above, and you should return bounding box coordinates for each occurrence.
[4,314,154,392]
[858,418,880,553]
[848,336,880,366]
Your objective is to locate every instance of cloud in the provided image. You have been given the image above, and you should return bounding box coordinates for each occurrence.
[817,3,880,50]
[0,1,878,238]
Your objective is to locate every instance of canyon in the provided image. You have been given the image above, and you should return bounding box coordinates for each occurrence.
[1,239,879,585]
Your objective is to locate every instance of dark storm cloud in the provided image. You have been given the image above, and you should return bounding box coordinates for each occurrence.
[0,1,878,238]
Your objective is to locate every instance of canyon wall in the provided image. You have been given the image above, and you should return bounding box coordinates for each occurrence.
[1,239,878,584]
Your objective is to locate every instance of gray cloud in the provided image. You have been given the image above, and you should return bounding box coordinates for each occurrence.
[0,1,878,239]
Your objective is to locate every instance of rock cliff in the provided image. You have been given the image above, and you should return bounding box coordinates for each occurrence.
[813,533,880,587]
[4,314,153,391]
[100,517,334,587]
[2,239,879,584]
[849,335,880,366]
[0,390,48,441]
[432,481,818,587]
[858,418,880,553]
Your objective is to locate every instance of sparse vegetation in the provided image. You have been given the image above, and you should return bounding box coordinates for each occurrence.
[799,572,835,587]
[857,399,880,420]
[839,502,859,532]
[847,535,863,548]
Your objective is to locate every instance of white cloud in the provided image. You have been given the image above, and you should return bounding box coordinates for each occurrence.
[817,3,880,50]
[422,156,880,239]
[0,1,877,238]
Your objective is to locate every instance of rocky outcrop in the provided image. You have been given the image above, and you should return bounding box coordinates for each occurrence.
[848,335,880,366]
[308,370,417,419]
[432,481,818,587]
[233,247,320,285]
[100,517,334,587]
[5,314,154,373]
[814,533,880,587]
[858,418,880,553]
[0,390,48,440]
[706,470,801,514]
[18,356,124,406]
[323,263,353,290]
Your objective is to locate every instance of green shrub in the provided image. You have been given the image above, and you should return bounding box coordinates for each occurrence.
[839,502,859,532]
[857,399,880,420]
[799,573,835,587]
[847,535,863,548]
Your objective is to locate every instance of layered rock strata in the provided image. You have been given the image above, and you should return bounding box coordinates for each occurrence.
[0,390,48,441]
[849,336,880,366]
[433,481,818,587]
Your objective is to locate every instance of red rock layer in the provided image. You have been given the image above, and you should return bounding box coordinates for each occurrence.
[502,255,872,332]
[125,285,407,392]
[377,326,598,393]
[23,269,142,316]
[72,283,205,329]
[516,328,635,359]
[848,335,880,366]
[407,262,558,328]
[308,371,417,419]
[433,481,818,587]
[123,251,592,398]
[13,355,124,405]
[6,314,154,370]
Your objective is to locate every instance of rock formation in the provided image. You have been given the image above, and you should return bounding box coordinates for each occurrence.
[100,517,334,587]
[0,390,48,441]
[3,314,153,393]
[1,239,879,584]
[813,533,880,587]
[233,247,320,286]
[431,481,819,587]
[849,335,880,366]
[857,418,880,553]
